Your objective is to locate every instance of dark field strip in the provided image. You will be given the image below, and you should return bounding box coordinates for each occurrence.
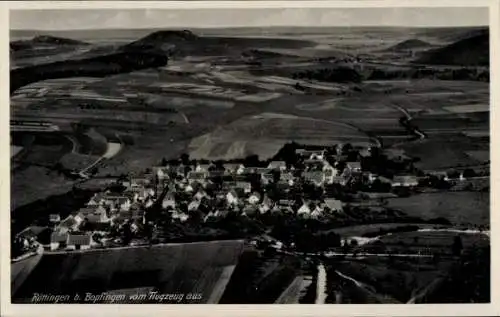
[13,240,245,303]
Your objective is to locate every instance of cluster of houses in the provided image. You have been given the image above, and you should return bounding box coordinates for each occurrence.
[45,146,424,252]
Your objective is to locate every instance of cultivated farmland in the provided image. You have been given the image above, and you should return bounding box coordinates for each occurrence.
[12,240,245,303]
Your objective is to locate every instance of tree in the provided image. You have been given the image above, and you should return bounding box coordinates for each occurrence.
[462,168,476,178]
[180,153,190,165]
[342,143,353,155]
[452,235,463,257]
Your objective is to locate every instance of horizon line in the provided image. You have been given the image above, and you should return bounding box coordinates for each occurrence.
[10,24,489,32]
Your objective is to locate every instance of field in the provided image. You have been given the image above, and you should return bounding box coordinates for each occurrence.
[12,240,245,303]
[188,112,373,160]
[386,192,489,226]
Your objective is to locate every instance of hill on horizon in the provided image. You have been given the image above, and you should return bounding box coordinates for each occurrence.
[415,30,489,66]
[385,39,433,52]
[121,29,315,56]
[10,35,89,51]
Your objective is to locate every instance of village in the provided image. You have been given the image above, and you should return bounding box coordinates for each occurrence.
[12,142,486,257]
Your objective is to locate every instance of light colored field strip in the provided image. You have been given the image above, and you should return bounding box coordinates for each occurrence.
[11,146,24,158]
[206,265,236,304]
[444,104,489,113]
[275,276,305,304]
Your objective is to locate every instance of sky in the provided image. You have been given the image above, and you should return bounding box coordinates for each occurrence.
[10,7,489,30]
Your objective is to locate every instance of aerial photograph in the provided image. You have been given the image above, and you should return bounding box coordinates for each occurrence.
[9,6,490,304]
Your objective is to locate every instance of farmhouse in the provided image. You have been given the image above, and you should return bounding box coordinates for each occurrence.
[346,162,362,173]
[268,161,287,171]
[195,163,215,173]
[280,172,295,185]
[296,149,325,160]
[188,200,201,212]
[392,175,418,187]
[324,199,343,212]
[67,233,92,250]
[261,173,275,185]
[226,189,239,205]
[224,163,245,175]
[304,170,325,186]
[235,181,252,194]
[297,202,312,215]
[310,204,324,218]
[194,189,208,200]
[187,171,208,182]
[49,214,61,224]
[87,192,107,206]
[50,232,69,251]
[104,196,131,211]
[58,215,83,232]
[152,166,169,180]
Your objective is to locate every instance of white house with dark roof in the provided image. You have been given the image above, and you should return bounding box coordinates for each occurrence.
[188,200,201,212]
[297,202,312,215]
[310,205,324,219]
[226,189,239,205]
[67,233,92,250]
[195,163,215,173]
[50,231,69,250]
[280,172,295,186]
[235,181,252,194]
[194,189,208,201]
[392,175,418,187]
[49,214,61,224]
[346,162,362,173]
[324,199,343,212]
[304,170,325,186]
[58,215,81,232]
[268,161,287,171]
[104,195,131,211]
[87,192,107,206]
[224,163,246,175]
[172,210,189,222]
[260,173,275,185]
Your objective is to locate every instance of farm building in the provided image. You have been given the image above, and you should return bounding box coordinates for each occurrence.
[223,163,246,175]
[49,214,61,223]
[268,161,287,171]
[392,175,419,187]
[235,181,252,194]
[304,170,325,186]
[187,171,209,183]
[188,200,201,212]
[346,162,362,172]
[280,172,295,185]
[226,190,239,205]
[49,232,69,251]
[66,233,92,250]
[58,215,83,232]
[324,199,343,212]
[297,202,312,215]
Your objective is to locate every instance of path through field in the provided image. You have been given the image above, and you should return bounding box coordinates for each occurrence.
[79,141,122,175]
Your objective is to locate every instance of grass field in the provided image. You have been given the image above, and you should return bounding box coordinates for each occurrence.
[189,112,372,160]
[13,240,245,303]
[328,257,451,303]
[386,192,489,226]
